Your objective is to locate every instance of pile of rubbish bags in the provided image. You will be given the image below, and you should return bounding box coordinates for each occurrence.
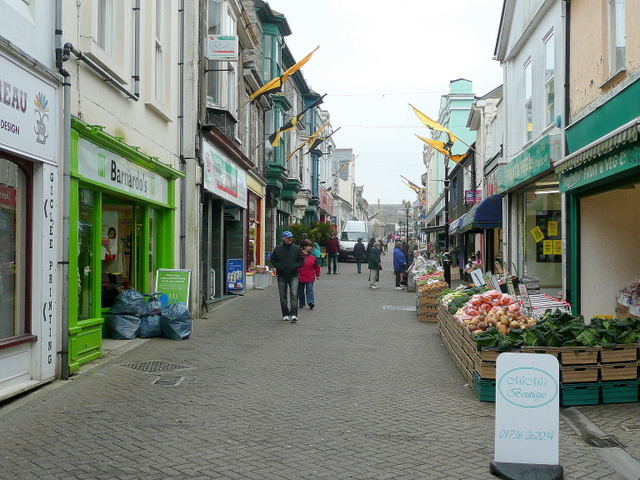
[105,289,192,340]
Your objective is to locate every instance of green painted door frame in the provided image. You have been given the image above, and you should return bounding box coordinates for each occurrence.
[67,120,183,373]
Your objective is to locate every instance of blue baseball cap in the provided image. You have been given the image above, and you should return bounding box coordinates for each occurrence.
[282,231,294,238]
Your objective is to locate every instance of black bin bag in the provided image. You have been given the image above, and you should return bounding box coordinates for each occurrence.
[106,314,140,340]
[139,293,163,338]
[109,288,144,315]
[159,302,192,340]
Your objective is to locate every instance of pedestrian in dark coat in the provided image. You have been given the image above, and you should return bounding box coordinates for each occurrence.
[368,241,382,289]
[353,238,366,273]
[325,232,340,274]
[270,231,305,322]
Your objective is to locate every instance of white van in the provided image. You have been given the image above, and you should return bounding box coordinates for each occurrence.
[339,221,371,261]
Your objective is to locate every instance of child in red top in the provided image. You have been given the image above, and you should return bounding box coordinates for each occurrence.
[298,239,321,310]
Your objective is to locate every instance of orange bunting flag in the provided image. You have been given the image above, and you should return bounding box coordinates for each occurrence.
[409,104,458,143]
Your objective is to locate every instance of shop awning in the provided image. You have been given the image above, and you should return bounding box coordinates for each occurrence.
[447,216,465,235]
[554,117,640,173]
[421,224,446,234]
[459,194,502,233]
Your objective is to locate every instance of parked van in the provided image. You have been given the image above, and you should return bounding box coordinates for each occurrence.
[339,221,371,261]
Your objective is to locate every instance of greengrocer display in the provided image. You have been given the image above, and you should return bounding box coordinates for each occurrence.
[434,286,640,406]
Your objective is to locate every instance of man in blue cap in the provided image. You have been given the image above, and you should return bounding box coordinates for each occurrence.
[270,230,305,323]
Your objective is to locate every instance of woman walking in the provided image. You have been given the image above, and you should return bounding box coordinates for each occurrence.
[298,239,320,310]
[393,241,407,290]
[368,241,382,289]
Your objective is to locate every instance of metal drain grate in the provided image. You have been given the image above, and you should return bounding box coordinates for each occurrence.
[119,361,189,373]
[152,376,185,387]
[583,435,625,448]
[382,305,416,311]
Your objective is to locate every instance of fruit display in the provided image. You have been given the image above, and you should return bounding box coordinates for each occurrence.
[417,280,449,294]
[440,286,489,314]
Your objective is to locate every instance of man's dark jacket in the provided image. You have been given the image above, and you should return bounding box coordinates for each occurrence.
[271,242,305,278]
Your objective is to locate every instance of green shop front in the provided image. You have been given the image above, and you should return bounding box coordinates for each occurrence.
[497,135,563,297]
[68,120,183,373]
[556,113,640,320]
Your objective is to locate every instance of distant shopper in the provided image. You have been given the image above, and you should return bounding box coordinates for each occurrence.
[408,237,419,258]
[270,231,305,323]
[298,240,320,310]
[353,238,366,273]
[311,241,321,259]
[368,241,382,289]
[325,232,340,274]
[393,241,408,290]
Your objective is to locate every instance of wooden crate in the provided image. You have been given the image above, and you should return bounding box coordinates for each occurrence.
[560,346,600,365]
[473,357,497,380]
[417,311,438,322]
[599,344,638,364]
[417,293,440,305]
[560,365,599,383]
[600,363,638,381]
[417,303,438,315]
[520,346,561,358]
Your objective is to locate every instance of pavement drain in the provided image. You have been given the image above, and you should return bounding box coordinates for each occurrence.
[118,361,189,373]
[382,305,416,311]
[152,376,185,387]
[583,435,625,448]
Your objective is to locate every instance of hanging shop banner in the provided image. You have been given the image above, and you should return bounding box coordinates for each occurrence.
[155,269,191,305]
[206,35,238,61]
[202,140,247,208]
[494,353,560,465]
[559,143,640,192]
[226,259,245,293]
[497,136,551,193]
[0,53,59,164]
[77,138,169,204]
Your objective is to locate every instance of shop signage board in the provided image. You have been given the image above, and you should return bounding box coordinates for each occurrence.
[497,136,551,193]
[78,138,169,205]
[206,35,238,61]
[559,143,640,192]
[226,259,245,293]
[494,353,560,465]
[0,53,59,164]
[155,269,191,305]
[202,139,247,208]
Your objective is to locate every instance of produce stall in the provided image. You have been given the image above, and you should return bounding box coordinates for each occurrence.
[435,287,640,406]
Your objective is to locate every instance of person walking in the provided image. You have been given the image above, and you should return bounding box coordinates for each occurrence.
[368,241,382,289]
[270,231,305,323]
[298,239,320,310]
[353,238,366,273]
[393,241,407,290]
[325,232,340,274]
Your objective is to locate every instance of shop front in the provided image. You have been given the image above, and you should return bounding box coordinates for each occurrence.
[0,51,60,399]
[201,137,248,303]
[247,171,266,270]
[497,135,563,297]
[68,120,183,373]
[557,116,640,320]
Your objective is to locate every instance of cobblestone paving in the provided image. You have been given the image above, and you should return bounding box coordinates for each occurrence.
[0,254,637,479]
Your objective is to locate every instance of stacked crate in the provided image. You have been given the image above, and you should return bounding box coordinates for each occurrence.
[416,293,440,322]
[599,344,639,404]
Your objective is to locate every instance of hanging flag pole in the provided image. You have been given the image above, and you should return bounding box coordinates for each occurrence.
[240,46,320,109]
[304,127,341,154]
[287,120,330,160]
[409,103,477,153]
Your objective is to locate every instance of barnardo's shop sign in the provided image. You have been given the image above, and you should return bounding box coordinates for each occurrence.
[78,138,168,205]
[494,353,560,466]
[0,53,58,164]
[202,139,247,208]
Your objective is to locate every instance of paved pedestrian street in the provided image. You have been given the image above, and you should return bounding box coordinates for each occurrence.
[1,254,639,479]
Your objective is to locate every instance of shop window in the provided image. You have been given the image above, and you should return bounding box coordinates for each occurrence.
[608,0,626,76]
[97,0,114,55]
[544,32,555,127]
[0,157,29,340]
[154,0,164,101]
[101,201,134,308]
[524,59,533,142]
[77,189,94,320]
[206,0,238,114]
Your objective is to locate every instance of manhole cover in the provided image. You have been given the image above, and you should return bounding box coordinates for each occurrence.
[152,376,185,387]
[382,305,416,311]
[119,361,189,373]
[583,435,625,448]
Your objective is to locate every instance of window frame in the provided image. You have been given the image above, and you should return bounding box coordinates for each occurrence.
[524,58,533,143]
[544,31,555,127]
[608,0,626,76]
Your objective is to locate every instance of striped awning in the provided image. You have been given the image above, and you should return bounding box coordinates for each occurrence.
[555,117,640,173]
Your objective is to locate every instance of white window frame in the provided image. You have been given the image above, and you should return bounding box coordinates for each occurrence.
[544,32,555,127]
[524,58,533,143]
[154,0,164,101]
[206,0,238,116]
[608,0,626,76]
[98,0,114,55]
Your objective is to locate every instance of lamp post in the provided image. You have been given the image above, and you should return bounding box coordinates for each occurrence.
[402,200,410,238]
[443,160,451,287]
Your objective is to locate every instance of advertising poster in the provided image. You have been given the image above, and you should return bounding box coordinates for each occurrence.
[101,211,118,260]
[156,269,191,304]
[226,259,245,293]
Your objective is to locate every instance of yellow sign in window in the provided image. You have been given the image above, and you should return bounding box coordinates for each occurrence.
[553,240,562,255]
[548,221,558,237]
[531,226,545,243]
[543,240,553,255]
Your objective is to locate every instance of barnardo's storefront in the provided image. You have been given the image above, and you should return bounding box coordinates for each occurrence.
[497,135,564,297]
[0,50,60,400]
[68,119,183,373]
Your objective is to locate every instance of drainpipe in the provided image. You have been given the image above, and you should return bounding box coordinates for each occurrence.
[133,0,141,97]
[178,0,186,270]
[55,0,70,380]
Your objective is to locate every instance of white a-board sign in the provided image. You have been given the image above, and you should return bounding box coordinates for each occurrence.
[494,353,560,465]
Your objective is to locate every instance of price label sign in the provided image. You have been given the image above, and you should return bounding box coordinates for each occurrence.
[518,283,532,308]
[531,226,545,242]
[494,353,560,465]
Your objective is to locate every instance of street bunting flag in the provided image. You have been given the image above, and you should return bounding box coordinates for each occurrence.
[401,175,425,204]
[305,127,340,154]
[268,94,326,147]
[409,103,458,143]
[415,135,467,164]
[249,46,320,105]
[287,120,329,160]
